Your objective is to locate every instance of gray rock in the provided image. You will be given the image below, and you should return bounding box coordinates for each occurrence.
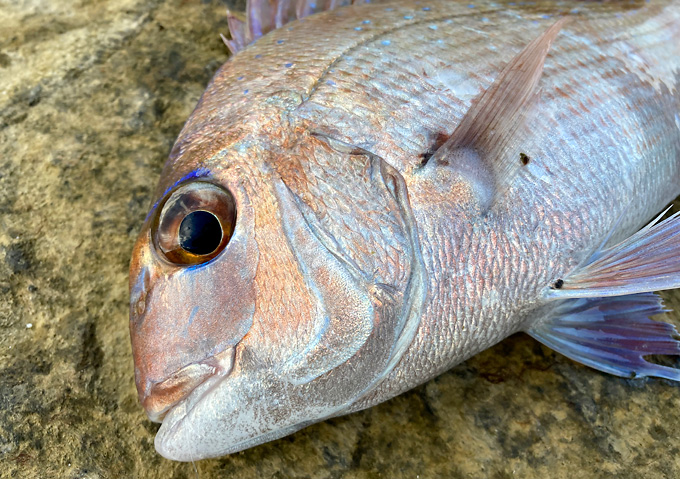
[1,1,679,477]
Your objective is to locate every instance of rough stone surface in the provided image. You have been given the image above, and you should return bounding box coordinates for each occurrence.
[1,1,680,477]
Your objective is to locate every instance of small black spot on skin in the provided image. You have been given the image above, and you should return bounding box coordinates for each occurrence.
[419,151,434,166]
[552,279,564,289]
[520,152,530,165]
[419,132,450,167]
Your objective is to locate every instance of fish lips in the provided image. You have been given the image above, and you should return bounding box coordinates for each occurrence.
[141,347,236,423]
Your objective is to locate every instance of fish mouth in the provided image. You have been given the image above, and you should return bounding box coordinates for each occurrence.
[142,347,236,423]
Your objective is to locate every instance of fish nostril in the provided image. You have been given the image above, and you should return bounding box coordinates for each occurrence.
[130,266,151,325]
[130,289,148,328]
[135,292,147,317]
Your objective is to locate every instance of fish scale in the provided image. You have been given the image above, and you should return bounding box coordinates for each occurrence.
[345,0,679,394]
[130,0,680,460]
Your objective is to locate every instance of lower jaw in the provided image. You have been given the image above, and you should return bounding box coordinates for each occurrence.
[153,367,232,459]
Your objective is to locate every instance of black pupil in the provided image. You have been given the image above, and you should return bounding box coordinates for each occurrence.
[178,211,222,255]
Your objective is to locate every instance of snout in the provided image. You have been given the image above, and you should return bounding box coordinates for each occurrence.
[129,205,259,422]
[139,347,236,422]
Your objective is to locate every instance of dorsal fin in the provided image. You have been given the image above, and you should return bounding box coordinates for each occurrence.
[223,0,365,54]
[429,18,569,210]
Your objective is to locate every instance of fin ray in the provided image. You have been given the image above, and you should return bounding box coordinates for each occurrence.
[547,210,680,299]
[226,0,364,54]
[528,293,680,380]
[225,11,248,54]
[429,18,569,210]
[442,18,569,156]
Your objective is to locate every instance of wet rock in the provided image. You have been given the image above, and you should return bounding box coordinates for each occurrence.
[1,1,679,478]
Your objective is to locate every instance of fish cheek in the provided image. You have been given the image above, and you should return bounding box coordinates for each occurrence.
[271,179,376,382]
[270,177,419,400]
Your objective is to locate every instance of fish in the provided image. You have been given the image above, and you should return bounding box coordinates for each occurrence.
[128,0,680,462]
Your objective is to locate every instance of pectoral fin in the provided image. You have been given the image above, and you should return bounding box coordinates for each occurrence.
[531,208,680,380]
[546,209,680,299]
[429,18,568,210]
[527,293,680,380]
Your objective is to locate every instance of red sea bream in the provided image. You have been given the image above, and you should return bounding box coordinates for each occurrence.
[128,0,680,461]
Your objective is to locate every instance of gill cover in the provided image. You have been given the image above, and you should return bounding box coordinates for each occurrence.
[273,134,428,396]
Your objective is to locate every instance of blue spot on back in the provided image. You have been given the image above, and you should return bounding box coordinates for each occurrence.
[381,39,391,46]
[422,6,431,10]
[362,19,371,24]
[404,15,414,19]
[354,26,363,31]
[277,39,284,44]
[326,80,336,86]
[285,63,293,68]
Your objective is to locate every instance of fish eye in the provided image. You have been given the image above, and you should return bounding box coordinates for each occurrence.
[152,181,236,266]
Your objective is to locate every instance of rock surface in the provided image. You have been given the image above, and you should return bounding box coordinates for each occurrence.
[1,1,680,477]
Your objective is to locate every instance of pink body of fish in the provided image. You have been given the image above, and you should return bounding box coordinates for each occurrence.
[129,0,680,461]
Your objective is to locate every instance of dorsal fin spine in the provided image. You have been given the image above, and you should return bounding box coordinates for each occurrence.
[225,0,365,54]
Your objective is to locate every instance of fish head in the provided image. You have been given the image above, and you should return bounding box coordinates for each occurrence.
[129,123,425,460]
